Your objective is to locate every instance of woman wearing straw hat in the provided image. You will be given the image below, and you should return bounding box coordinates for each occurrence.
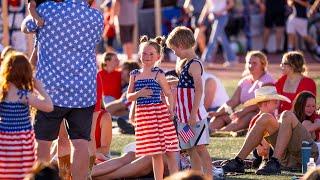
[221,86,318,175]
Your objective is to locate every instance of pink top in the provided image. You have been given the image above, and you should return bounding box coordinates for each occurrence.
[238,73,275,104]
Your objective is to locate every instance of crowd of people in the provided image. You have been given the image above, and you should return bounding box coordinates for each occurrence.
[0,0,320,179]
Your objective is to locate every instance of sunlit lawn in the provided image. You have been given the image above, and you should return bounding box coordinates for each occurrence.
[109,77,320,179]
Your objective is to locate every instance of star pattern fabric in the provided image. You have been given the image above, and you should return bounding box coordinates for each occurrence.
[25,0,103,108]
[177,61,198,89]
[130,68,163,105]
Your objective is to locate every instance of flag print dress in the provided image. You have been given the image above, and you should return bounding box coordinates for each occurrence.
[131,67,179,157]
[0,90,36,179]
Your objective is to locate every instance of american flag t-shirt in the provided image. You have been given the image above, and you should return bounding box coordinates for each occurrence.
[179,125,195,143]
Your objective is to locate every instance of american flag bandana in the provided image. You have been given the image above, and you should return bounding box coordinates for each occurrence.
[179,125,195,143]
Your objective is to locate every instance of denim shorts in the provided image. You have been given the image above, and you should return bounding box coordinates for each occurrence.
[34,105,94,141]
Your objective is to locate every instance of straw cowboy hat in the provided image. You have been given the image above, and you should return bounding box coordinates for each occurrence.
[244,86,291,107]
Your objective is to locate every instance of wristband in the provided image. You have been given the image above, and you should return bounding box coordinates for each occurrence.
[222,103,233,115]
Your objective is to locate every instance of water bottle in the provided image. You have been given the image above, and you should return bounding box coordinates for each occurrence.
[307,158,316,172]
[301,141,312,173]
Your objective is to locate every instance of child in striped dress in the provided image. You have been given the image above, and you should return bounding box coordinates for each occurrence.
[126,35,179,180]
[0,52,53,179]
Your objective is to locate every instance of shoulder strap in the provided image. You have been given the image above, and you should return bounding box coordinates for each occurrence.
[188,59,203,75]
[152,67,164,80]
[17,89,29,103]
[130,69,141,81]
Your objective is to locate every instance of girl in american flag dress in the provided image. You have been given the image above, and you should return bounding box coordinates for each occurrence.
[126,36,179,179]
[0,52,53,179]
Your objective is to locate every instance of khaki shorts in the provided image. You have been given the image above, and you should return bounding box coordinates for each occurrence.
[177,120,210,150]
[265,123,319,168]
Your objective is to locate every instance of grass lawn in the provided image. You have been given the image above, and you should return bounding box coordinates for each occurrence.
[109,76,320,179]
[110,135,302,180]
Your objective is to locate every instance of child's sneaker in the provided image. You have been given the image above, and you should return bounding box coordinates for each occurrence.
[221,156,245,173]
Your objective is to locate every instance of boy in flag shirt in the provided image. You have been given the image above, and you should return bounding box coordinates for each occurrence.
[166,26,212,179]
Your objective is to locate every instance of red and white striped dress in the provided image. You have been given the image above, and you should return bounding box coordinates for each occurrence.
[0,90,36,179]
[132,68,179,157]
[176,59,208,124]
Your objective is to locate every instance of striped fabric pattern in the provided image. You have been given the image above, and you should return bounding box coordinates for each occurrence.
[176,59,208,123]
[132,68,179,157]
[135,103,179,157]
[176,87,207,124]
[0,101,36,179]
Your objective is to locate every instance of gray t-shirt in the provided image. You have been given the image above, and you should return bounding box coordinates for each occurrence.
[118,0,137,25]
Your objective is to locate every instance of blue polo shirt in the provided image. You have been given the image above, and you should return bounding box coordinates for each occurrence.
[25,0,103,108]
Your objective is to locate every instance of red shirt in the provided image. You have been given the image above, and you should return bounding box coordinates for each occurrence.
[275,75,317,113]
[249,113,261,129]
[311,114,320,141]
[95,69,122,112]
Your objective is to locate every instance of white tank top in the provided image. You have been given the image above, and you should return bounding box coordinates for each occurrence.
[202,72,229,109]
[209,0,228,15]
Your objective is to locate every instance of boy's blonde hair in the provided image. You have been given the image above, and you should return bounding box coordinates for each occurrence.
[166,26,195,49]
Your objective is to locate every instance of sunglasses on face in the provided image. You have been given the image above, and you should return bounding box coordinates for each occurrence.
[280,62,290,67]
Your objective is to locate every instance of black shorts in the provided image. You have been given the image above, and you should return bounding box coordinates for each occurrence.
[106,37,114,46]
[119,25,134,44]
[34,105,94,141]
[264,11,286,28]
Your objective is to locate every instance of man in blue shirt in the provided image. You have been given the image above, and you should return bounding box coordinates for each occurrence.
[21,0,103,179]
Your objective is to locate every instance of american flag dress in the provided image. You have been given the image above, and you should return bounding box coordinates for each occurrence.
[132,68,179,157]
[0,90,36,179]
[176,59,207,124]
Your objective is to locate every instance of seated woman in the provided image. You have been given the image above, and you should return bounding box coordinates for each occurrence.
[96,52,122,107]
[165,68,229,113]
[203,71,229,112]
[276,51,317,113]
[209,51,275,133]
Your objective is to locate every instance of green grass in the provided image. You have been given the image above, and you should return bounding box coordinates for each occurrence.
[109,76,320,179]
[110,134,302,179]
